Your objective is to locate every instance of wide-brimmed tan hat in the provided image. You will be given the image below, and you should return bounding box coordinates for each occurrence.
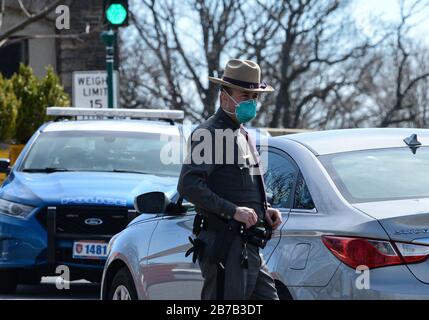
[209,59,274,93]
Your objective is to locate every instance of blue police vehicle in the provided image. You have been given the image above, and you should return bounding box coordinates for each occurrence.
[0,107,186,293]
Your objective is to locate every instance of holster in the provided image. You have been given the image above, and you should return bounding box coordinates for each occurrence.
[194,211,242,265]
[243,222,273,249]
[188,211,272,266]
[185,237,206,263]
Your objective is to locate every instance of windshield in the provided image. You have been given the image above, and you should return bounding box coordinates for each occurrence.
[319,147,429,203]
[20,131,185,177]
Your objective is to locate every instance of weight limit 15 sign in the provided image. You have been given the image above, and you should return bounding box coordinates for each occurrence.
[73,71,119,108]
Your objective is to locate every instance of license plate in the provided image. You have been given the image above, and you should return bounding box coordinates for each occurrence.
[72,241,108,260]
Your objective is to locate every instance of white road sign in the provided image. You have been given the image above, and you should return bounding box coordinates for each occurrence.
[72,71,119,108]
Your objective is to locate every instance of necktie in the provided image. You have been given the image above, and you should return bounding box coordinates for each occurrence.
[240,126,268,212]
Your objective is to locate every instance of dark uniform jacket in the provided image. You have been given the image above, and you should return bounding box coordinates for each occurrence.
[178,108,267,224]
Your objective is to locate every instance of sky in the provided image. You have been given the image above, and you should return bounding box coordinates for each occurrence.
[126,0,429,53]
[352,0,429,44]
[122,0,429,122]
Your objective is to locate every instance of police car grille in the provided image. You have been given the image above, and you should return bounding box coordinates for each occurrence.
[55,206,129,235]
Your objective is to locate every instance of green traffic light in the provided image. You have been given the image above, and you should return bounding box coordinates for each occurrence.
[106,3,127,25]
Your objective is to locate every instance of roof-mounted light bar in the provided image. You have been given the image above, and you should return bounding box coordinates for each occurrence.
[46,107,184,121]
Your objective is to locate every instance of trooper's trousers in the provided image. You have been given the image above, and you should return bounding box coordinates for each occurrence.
[197,229,279,300]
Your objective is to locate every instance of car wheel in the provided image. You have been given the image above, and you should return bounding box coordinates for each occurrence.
[108,268,137,300]
[275,280,293,300]
[0,270,17,294]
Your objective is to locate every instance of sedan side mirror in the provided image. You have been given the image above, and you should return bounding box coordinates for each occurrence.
[134,192,188,215]
[0,159,10,174]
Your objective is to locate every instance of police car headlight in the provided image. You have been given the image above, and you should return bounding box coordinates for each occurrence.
[0,199,35,219]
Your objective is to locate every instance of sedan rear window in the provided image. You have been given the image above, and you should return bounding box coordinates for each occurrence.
[320,147,429,203]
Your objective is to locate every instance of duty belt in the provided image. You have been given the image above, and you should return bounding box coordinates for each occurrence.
[195,212,273,249]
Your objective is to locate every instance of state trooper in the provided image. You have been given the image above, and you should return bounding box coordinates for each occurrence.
[178,59,282,300]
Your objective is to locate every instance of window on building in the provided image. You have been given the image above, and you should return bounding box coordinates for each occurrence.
[0,39,29,78]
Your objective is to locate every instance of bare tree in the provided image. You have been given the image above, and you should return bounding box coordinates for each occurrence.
[119,38,167,110]
[310,0,429,129]
[121,0,429,129]
[237,0,378,129]
[335,0,429,128]
[375,0,429,127]
[122,0,244,121]
[0,0,69,46]
[415,54,429,127]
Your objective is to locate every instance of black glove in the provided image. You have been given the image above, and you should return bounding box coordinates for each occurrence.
[185,237,206,263]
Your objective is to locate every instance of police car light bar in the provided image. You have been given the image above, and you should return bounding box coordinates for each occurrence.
[46,107,184,121]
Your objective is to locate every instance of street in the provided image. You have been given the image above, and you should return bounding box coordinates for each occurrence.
[0,277,100,300]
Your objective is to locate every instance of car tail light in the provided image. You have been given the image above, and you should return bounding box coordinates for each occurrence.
[395,242,429,264]
[322,236,429,269]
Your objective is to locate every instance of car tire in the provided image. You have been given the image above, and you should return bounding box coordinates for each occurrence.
[0,270,17,294]
[108,268,138,300]
[275,280,293,300]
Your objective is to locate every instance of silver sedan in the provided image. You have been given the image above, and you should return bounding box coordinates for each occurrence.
[101,128,429,300]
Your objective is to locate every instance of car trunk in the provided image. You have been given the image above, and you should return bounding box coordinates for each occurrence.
[353,198,429,284]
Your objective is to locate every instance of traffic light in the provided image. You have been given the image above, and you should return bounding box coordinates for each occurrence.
[104,0,129,27]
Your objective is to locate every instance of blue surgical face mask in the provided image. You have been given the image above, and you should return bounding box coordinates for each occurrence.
[223,90,258,124]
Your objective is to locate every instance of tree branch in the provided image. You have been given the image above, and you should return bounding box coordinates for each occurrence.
[0,0,66,44]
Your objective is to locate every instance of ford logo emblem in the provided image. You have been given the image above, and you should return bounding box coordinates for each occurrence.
[85,218,103,226]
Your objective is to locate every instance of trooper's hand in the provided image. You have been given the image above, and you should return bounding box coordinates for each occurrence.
[233,207,258,229]
[265,208,282,230]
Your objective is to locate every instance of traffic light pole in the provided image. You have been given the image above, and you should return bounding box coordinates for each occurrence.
[102,0,128,109]
[101,29,116,109]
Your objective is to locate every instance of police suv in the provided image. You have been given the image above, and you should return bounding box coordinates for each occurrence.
[0,107,186,293]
